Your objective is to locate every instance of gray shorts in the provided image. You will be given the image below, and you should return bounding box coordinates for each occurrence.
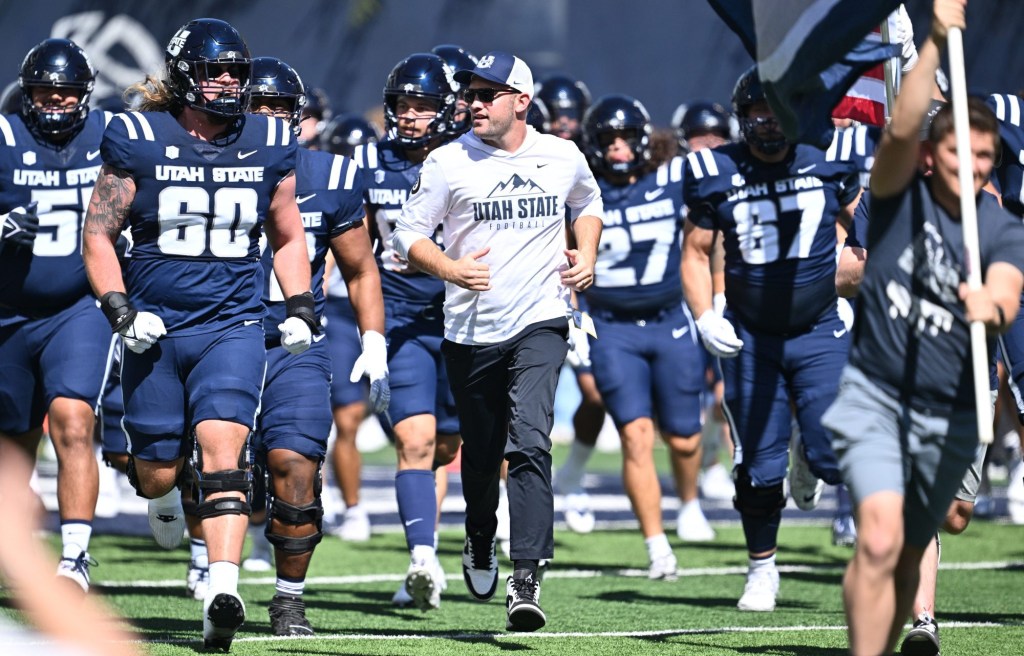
[955,436,989,503]
[821,365,981,547]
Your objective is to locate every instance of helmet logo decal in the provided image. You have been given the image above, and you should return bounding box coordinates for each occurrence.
[167,29,190,56]
[47,72,61,82]
[403,83,414,93]
[477,55,495,69]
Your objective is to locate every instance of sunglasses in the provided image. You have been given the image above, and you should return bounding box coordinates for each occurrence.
[463,88,518,104]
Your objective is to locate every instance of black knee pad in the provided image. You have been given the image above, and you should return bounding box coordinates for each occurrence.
[188,431,253,519]
[733,466,786,517]
[266,497,325,554]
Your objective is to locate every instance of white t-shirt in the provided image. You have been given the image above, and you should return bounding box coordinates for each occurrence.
[393,127,603,345]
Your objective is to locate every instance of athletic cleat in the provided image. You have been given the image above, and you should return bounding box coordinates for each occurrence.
[147,488,186,550]
[335,505,371,542]
[203,590,246,651]
[676,502,716,542]
[648,553,679,581]
[187,559,210,601]
[268,594,314,636]
[505,574,546,632]
[788,433,823,511]
[900,612,940,655]
[699,462,736,501]
[737,566,779,612]
[433,555,448,593]
[1007,460,1024,525]
[242,527,273,572]
[462,531,499,601]
[563,491,596,534]
[56,550,95,593]
[391,581,415,607]
[831,512,858,547]
[404,558,439,611]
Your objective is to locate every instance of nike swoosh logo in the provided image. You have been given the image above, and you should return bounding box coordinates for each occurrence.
[797,164,816,174]
[404,518,424,527]
[237,150,258,159]
[296,193,317,204]
[833,328,847,338]
[536,163,548,168]
[645,188,665,201]
[671,326,689,339]
[156,514,178,523]
[243,319,261,326]
[86,149,101,160]
[312,334,326,343]
[802,494,817,503]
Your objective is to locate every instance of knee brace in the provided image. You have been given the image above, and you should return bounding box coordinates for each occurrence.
[265,461,324,554]
[189,431,253,519]
[732,466,786,517]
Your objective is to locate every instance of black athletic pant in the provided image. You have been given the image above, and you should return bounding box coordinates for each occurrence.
[441,317,568,560]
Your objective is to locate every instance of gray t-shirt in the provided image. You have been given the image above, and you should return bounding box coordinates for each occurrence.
[850,174,1024,409]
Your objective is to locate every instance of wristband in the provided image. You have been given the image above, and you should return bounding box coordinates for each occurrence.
[99,291,137,333]
[285,291,320,334]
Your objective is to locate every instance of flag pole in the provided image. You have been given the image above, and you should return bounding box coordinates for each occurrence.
[947,26,993,445]
[880,17,899,115]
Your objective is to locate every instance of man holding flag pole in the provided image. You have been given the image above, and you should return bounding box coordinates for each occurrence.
[820,1,1024,654]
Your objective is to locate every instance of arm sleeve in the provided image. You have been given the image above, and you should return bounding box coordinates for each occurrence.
[392,155,451,259]
[566,150,603,222]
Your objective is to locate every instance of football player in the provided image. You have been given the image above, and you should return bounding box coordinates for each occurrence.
[244,56,386,636]
[357,52,465,611]
[0,38,113,593]
[681,66,861,612]
[535,74,591,146]
[582,95,715,579]
[81,18,314,650]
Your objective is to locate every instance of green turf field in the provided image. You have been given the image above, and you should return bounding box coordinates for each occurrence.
[4,520,1022,655]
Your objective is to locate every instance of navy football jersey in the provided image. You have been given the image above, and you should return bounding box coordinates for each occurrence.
[987,93,1024,218]
[101,111,296,334]
[260,148,364,340]
[684,138,860,332]
[832,124,880,190]
[356,140,445,305]
[0,110,110,319]
[588,156,686,313]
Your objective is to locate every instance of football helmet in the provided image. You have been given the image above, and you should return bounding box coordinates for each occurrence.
[582,94,652,175]
[732,66,787,155]
[0,81,21,115]
[526,100,551,134]
[535,74,591,142]
[18,38,95,136]
[383,53,459,150]
[249,57,306,134]
[671,100,734,151]
[430,44,478,135]
[164,18,251,119]
[322,113,380,158]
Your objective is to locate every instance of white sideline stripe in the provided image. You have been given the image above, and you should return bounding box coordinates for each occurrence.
[92,560,1024,589]
[24,620,1001,647]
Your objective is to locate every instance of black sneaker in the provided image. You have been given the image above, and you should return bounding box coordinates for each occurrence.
[900,612,940,656]
[462,531,498,601]
[505,573,546,632]
[268,594,314,637]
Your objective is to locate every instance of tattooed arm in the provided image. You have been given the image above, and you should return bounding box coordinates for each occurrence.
[83,165,135,296]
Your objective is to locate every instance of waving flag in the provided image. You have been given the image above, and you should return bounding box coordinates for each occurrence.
[708,0,902,148]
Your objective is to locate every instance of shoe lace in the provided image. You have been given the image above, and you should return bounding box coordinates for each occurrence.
[269,595,308,625]
[467,534,495,571]
[509,576,538,602]
[61,551,98,575]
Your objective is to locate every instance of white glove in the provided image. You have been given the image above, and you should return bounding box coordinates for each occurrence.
[712,292,727,317]
[696,310,744,358]
[349,330,390,414]
[565,323,592,369]
[837,297,855,332]
[119,312,166,354]
[278,316,312,355]
[892,4,918,73]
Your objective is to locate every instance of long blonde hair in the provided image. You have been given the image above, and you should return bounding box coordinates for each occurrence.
[125,74,181,113]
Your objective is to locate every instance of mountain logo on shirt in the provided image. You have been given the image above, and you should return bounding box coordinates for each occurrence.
[488,174,546,197]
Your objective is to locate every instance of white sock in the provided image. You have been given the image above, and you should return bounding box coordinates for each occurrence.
[276,576,305,597]
[190,538,209,568]
[208,561,239,594]
[433,531,439,551]
[412,544,436,565]
[645,533,672,561]
[749,553,777,572]
[556,441,594,493]
[61,521,92,558]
